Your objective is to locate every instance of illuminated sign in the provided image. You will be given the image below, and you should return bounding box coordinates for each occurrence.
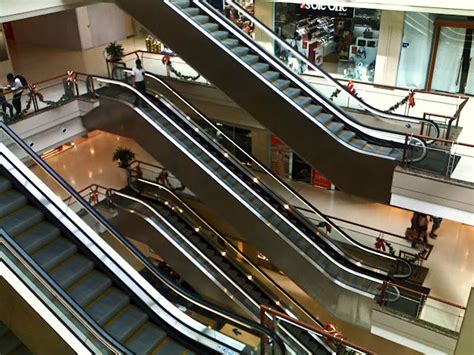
[298,2,354,18]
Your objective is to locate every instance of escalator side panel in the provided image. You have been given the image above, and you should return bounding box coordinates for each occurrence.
[114,0,398,203]
[83,98,374,328]
[107,208,250,318]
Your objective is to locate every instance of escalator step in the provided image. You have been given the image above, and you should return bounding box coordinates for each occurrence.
[283,87,301,99]
[212,31,229,41]
[363,143,378,153]
[126,323,167,354]
[293,96,312,107]
[86,288,130,324]
[327,122,344,135]
[315,113,332,126]
[351,139,368,149]
[202,22,219,33]
[68,271,112,306]
[33,238,77,271]
[50,254,94,288]
[232,46,250,57]
[192,15,209,24]
[305,104,323,116]
[173,0,191,8]
[0,177,11,192]
[338,130,356,142]
[273,79,291,90]
[0,206,43,237]
[241,54,259,65]
[252,62,270,73]
[183,7,200,17]
[105,306,148,342]
[0,190,27,217]
[14,221,60,253]
[376,146,394,156]
[222,38,239,48]
[262,71,280,82]
[153,339,190,354]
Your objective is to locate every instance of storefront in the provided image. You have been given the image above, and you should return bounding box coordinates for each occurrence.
[397,14,474,95]
[275,2,381,82]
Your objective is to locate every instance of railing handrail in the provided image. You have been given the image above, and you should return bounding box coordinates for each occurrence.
[383,281,466,310]
[129,174,326,328]
[0,119,285,354]
[407,133,474,148]
[260,305,375,354]
[0,228,125,353]
[114,67,408,278]
[223,0,439,136]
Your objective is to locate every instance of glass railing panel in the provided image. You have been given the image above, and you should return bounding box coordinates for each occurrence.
[107,69,409,280]
[380,282,466,333]
[216,1,440,141]
[0,123,284,354]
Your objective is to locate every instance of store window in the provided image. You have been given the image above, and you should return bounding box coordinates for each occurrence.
[274,3,381,82]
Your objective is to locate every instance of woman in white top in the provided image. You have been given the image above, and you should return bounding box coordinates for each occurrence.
[131,59,146,107]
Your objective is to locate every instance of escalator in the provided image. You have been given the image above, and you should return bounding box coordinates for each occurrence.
[106,174,337,354]
[113,0,436,203]
[83,76,403,329]
[0,122,286,355]
[0,322,31,355]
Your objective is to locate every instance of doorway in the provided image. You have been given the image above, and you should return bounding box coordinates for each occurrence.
[427,20,474,95]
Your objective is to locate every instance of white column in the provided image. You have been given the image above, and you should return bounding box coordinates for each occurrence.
[374,10,405,86]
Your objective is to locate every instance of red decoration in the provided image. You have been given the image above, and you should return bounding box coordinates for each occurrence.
[374,237,386,252]
[323,324,344,347]
[162,55,172,65]
[66,70,77,85]
[408,90,416,108]
[346,80,356,94]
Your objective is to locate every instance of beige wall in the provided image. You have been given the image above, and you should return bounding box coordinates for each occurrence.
[374,10,404,85]
[0,279,74,355]
[456,288,474,354]
[77,3,133,49]
[10,9,82,50]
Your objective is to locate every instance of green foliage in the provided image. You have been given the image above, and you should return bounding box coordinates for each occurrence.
[112,147,135,167]
[105,41,124,61]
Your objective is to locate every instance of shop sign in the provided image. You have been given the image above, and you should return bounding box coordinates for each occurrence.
[311,168,332,189]
[298,2,354,18]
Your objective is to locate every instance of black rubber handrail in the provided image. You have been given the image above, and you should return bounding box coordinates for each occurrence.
[0,122,287,354]
[225,0,441,142]
[113,67,412,279]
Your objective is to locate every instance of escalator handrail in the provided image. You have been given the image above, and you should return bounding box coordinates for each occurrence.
[0,122,283,354]
[0,226,128,353]
[109,187,310,354]
[169,0,426,154]
[94,77,391,298]
[226,0,440,141]
[117,68,411,279]
[131,176,328,328]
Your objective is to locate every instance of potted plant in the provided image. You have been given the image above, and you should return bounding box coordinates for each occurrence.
[105,41,124,62]
[112,147,135,167]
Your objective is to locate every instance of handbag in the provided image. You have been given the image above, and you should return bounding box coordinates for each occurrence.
[405,227,419,241]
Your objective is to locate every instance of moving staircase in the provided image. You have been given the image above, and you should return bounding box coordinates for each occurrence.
[114,0,434,202]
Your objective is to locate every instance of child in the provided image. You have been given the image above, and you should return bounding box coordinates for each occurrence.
[0,88,14,119]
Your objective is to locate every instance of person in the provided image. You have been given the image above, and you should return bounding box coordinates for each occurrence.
[0,88,14,120]
[6,73,24,116]
[410,212,429,244]
[131,59,146,107]
[430,216,442,239]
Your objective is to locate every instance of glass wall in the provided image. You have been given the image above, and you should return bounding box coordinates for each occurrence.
[274,3,381,82]
[396,12,435,89]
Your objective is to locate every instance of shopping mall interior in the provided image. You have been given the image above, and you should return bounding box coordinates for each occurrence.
[0,1,473,354]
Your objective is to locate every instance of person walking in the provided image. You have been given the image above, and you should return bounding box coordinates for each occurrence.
[6,73,25,116]
[430,216,442,239]
[131,59,146,107]
[409,212,429,246]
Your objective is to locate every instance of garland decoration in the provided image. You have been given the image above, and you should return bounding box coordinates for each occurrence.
[163,55,201,81]
[329,80,364,102]
[329,88,341,101]
[374,237,395,256]
[386,90,415,113]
